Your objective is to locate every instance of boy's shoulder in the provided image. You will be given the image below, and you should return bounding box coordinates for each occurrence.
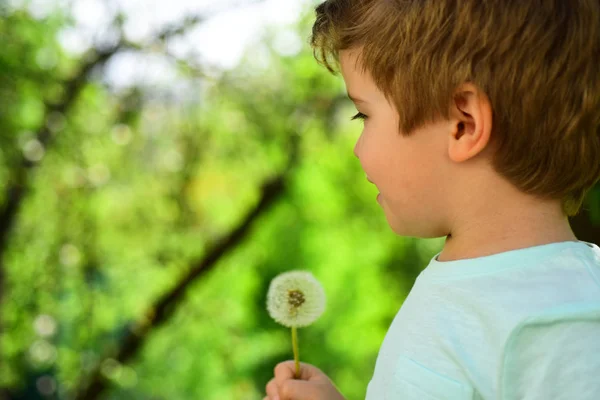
[373,242,600,400]
[424,241,600,331]
[418,241,600,298]
[499,301,600,400]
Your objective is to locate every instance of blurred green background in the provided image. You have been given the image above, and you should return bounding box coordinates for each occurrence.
[0,1,598,399]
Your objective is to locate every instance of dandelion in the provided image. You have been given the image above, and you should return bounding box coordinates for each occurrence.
[267,270,326,378]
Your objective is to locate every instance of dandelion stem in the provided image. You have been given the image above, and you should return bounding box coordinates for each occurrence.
[292,326,300,378]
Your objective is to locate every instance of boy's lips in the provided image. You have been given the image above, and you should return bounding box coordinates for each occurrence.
[366,176,381,201]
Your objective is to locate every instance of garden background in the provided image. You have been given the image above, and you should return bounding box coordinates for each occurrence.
[1,0,599,399]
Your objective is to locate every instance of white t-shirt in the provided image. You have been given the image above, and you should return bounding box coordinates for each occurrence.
[365,240,600,400]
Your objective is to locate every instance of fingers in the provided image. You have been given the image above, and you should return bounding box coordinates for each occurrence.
[274,361,297,383]
[278,379,321,400]
[265,378,279,400]
[274,360,322,384]
[268,361,330,400]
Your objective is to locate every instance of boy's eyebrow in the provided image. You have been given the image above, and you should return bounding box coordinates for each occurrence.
[347,92,366,103]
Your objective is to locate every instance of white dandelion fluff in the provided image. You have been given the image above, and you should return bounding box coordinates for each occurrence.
[266,270,327,378]
[267,270,326,328]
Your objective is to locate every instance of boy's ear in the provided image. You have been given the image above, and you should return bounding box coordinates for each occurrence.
[448,83,493,163]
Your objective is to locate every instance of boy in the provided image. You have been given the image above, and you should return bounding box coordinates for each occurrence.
[265,0,600,399]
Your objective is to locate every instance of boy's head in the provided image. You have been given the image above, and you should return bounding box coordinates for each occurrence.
[310,0,600,237]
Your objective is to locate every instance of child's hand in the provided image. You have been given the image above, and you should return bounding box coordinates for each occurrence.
[264,360,346,400]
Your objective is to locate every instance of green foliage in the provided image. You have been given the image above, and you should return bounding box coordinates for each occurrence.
[7,1,597,400]
[586,185,600,223]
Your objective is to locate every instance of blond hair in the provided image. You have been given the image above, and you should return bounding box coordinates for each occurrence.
[311,0,600,216]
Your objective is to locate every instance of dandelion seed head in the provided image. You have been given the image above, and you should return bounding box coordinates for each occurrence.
[266,270,326,328]
[287,289,305,308]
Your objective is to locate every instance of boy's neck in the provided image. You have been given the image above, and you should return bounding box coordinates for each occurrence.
[437,200,577,262]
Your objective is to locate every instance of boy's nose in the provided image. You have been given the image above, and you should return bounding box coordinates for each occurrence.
[353,135,362,159]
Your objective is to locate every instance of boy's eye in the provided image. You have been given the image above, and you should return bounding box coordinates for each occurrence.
[351,112,367,121]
